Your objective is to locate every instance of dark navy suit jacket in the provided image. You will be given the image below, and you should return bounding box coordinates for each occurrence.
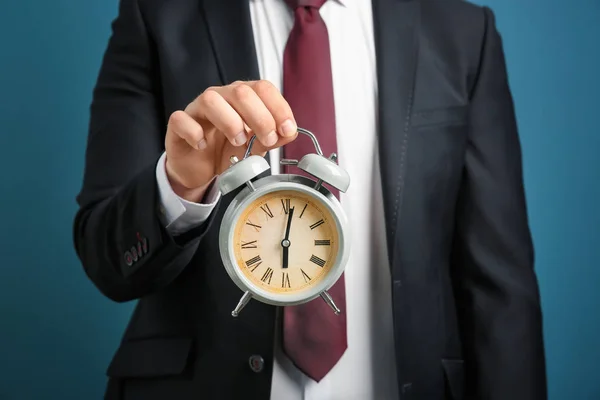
[73,0,547,398]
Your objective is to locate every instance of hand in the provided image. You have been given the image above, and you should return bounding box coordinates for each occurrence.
[281,207,295,269]
[164,80,298,201]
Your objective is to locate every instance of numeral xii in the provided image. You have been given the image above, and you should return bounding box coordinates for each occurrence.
[281,199,291,214]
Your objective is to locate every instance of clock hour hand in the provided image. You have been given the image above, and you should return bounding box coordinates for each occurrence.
[282,247,289,269]
[281,207,294,269]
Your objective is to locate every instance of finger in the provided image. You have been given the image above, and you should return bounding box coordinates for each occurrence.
[218,82,278,147]
[245,127,298,156]
[188,89,248,147]
[167,110,206,150]
[249,80,297,138]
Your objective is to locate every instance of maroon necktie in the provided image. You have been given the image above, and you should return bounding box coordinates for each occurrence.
[281,0,348,382]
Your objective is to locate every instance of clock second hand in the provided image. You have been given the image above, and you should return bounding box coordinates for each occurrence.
[281,206,295,269]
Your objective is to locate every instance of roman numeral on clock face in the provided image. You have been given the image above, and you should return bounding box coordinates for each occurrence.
[261,267,274,284]
[310,219,324,230]
[245,255,262,272]
[246,220,261,232]
[309,254,326,267]
[281,272,291,288]
[299,203,307,219]
[314,239,330,246]
[245,255,261,266]
[301,269,311,283]
[281,199,291,214]
[241,240,258,249]
[260,204,274,219]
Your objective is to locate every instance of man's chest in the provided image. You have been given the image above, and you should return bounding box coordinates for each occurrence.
[151,0,472,240]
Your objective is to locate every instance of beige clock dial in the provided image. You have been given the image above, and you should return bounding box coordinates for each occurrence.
[233,189,339,295]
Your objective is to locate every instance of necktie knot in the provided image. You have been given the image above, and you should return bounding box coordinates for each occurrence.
[285,0,327,10]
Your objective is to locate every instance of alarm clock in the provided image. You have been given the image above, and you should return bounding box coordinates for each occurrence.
[217,128,351,317]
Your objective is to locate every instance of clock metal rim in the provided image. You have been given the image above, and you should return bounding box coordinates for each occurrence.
[218,174,350,307]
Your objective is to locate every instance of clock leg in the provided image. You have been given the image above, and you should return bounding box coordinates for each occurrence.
[320,291,341,315]
[231,291,253,317]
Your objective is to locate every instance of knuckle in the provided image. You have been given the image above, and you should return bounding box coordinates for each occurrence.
[198,88,221,108]
[204,86,221,93]
[168,110,186,127]
[253,80,276,97]
[232,83,254,101]
[255,81,290,121]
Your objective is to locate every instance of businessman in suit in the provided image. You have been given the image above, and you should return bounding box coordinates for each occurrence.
[73,0,547,398]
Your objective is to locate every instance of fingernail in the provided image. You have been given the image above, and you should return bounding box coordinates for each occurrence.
[280,119,296,137]
[197,139,207,150]
[233,131,247,146]
[264,131,278,147]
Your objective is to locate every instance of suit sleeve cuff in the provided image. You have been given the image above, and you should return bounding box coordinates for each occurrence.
[155,152,221,235]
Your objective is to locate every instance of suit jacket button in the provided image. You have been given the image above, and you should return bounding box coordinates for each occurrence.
[124,251,133,266]
[248,355,264,373]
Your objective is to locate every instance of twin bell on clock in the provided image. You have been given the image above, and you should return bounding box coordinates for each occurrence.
[217,128,351,317]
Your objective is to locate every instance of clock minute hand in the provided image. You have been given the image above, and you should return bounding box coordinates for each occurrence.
[284,206,294,241]
[281,207,295,269]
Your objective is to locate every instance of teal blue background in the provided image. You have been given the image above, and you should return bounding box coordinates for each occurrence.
[0,0,598,399]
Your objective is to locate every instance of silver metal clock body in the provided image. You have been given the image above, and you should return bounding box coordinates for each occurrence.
[216,128,351,316]
[218,174,350,307]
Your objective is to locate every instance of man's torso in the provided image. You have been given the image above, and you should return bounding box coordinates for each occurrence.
[105,0,485,399]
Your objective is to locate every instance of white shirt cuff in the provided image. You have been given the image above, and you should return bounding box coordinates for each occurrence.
[155,152,221,235]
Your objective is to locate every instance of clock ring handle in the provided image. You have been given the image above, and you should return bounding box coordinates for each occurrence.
[242,127,323,160]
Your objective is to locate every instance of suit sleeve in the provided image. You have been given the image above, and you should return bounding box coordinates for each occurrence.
[73,0,220,303]
[451,7,547,400]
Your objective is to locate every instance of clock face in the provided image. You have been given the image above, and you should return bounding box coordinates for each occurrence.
[232,189,339,295]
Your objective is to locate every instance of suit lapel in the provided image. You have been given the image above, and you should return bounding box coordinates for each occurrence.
[202,0,261,84]
[372,0,421,269]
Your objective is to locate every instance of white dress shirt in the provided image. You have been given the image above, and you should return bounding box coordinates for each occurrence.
[155,0,399,398]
